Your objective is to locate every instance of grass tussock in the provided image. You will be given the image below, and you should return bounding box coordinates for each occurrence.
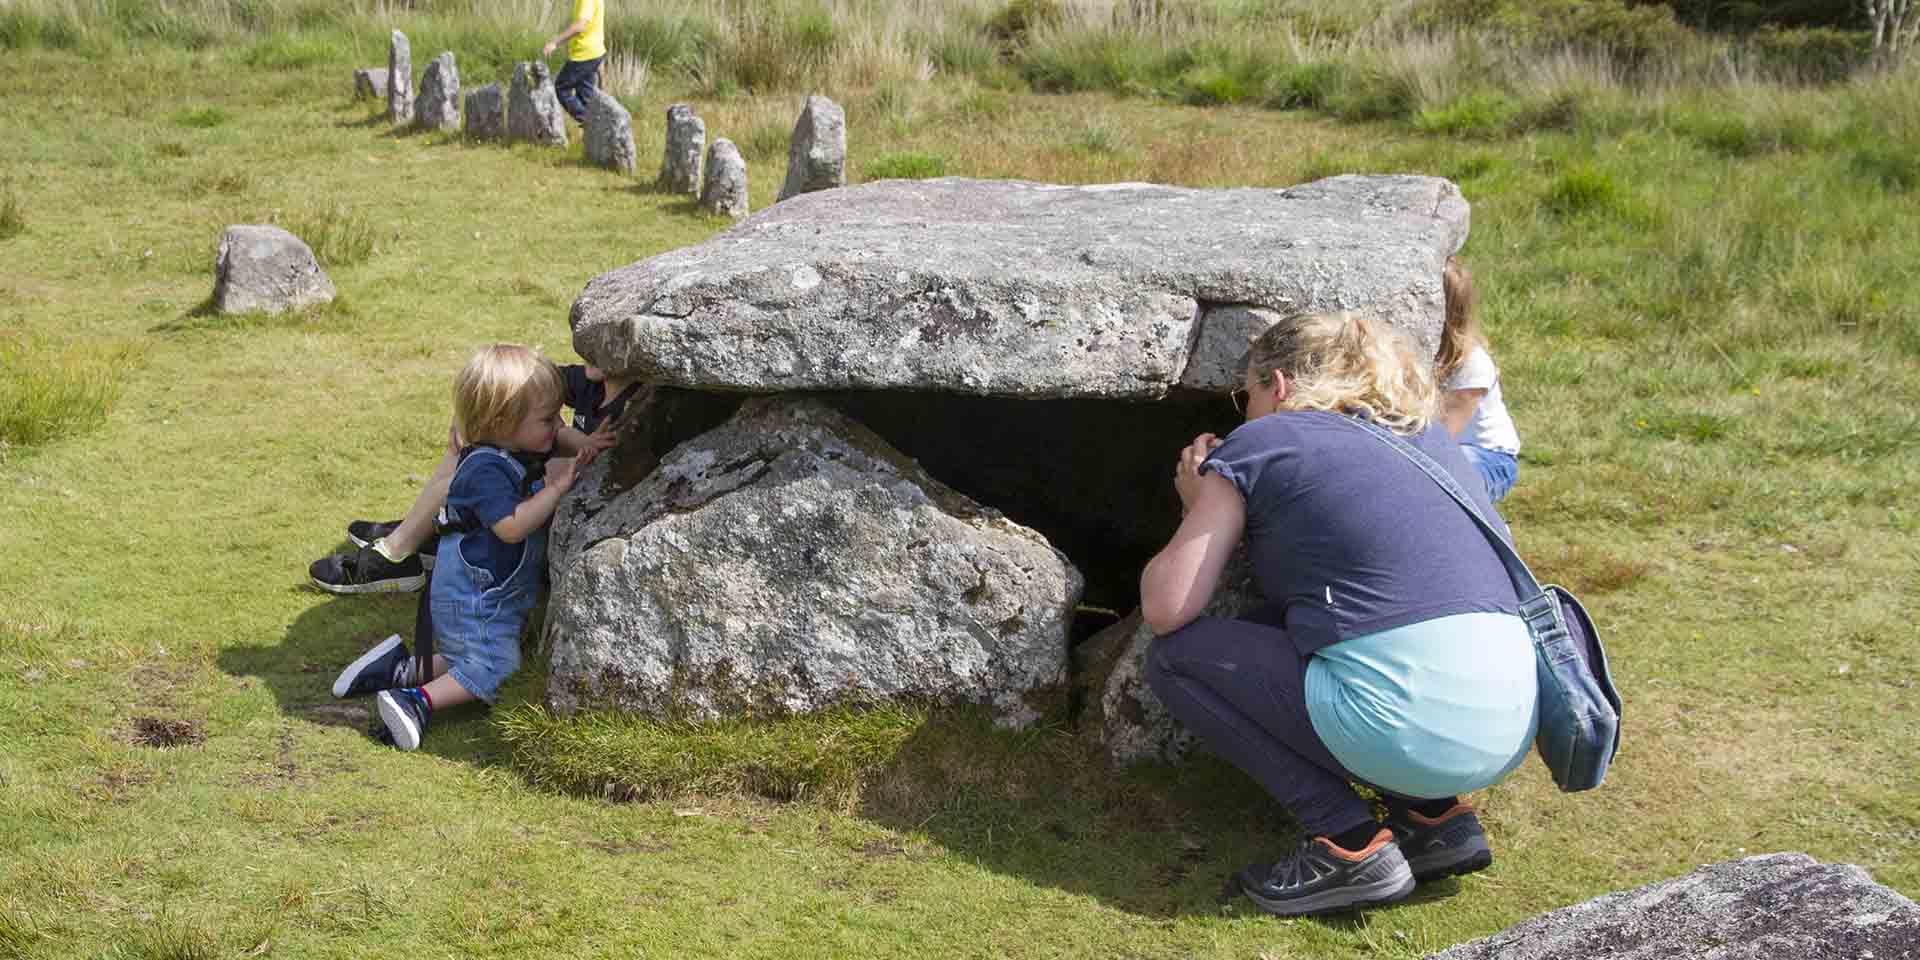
[278,203,383,269]
[0,336,133,451]
[0,184,22,241]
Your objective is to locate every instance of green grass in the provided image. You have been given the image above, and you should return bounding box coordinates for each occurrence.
[0,14,1917,959]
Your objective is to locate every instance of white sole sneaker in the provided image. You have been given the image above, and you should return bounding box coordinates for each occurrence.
[376,690,424,751]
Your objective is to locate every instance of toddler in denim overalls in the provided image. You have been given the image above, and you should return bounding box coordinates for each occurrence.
[328,344,600,751]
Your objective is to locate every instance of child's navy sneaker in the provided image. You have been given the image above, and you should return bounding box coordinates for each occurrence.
[309,545,425,594]
[1386,803,1493,882]
[345,519,438,570]
[375,688,430,751]
[1237,830,1415,917]
[331,634,417,699]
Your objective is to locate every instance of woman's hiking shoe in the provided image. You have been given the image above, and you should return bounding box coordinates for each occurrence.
[1237,830,1415,917]
[345,519,437,570]
[309,546,425,594]
[375,688,430,751]
[331,634,417,699]
[1387,803,1494,882]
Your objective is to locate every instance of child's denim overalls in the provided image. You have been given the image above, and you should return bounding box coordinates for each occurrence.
[432,446,546,704]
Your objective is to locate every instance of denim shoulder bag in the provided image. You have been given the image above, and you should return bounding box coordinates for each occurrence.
[1342,415,1623,792]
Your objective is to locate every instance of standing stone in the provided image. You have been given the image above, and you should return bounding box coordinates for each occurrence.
[212,225,335,315]
[698,139,748,219]
[658,104,705,195]
[508,61,568,148]
[353,68,387,101]
[778,94,846,201]
[583,90,636,175]
[414,52,460,134]
[464,83,506,141]
[386,31,413,126]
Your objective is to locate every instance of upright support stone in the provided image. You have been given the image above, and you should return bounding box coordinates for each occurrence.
[699,139,748,219]
[508,61,568,148]
[464,83,506,141]
[659,104,705,195]
[386,31,413,126]
[353,68,387,101]
[583,90,636,175]
[415,52,460,133]
[778,94,846,202]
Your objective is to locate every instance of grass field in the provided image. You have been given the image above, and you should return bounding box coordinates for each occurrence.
[2,4,1917,957]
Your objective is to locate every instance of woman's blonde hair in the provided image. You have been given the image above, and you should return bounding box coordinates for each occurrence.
[1246,311,1435,435]
[452,344,564,445]
[1433,256,1484,383]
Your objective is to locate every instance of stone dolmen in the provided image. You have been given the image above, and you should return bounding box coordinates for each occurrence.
[547,174,1468,754]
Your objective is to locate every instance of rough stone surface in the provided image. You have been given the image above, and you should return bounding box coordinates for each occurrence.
[778,95,846,201]
[464,83,506,141]
[508,61,568,148]
[659,104,705,195]
[354,68,387,101]
[545,397,1083,728]
[212,225,335,315]
[699,138,748,220]
[1072,549,1260,766]
[571,175,1469,397]
[1428,854,1920,960]
[414,52,460,133]
[1180,304,1286,391]
[583,90,636,175]
[386,31,413,125]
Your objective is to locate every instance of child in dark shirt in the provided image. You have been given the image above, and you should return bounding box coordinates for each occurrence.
[307,363,640,594]
[327,344,599,750]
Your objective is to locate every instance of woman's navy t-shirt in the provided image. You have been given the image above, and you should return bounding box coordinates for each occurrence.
[1201,411,1518,657]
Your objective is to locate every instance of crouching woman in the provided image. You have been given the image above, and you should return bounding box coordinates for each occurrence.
[1140,311,1537,917]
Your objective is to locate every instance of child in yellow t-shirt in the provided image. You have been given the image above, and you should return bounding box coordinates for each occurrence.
[542,0,605,125]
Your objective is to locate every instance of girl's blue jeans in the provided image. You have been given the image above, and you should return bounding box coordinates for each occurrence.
[1460,444,1519,502]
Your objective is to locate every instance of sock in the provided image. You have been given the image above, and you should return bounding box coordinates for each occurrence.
[372,538,411,564]
[1328,822,1381,853]
[1406,797,1459,819]
[402,686,434,714]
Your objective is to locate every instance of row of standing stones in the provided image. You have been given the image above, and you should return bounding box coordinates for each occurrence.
[211,33,849,315]
[353,31,848,221]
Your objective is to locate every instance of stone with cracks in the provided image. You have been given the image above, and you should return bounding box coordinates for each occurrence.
[777,94,846,202]
[414,52,460,134]
[1427,853,1920,960]
[1072,549,1260,766]
[508,61,568,148]
[464,83,506,141]
[583,90,636,175]
[386,31,413,126]
[353,68,387,101]
[571,175,1469,398]
[699,138,748,220]
[659,104,704,195]
[212,225,335,315]
[544,397,1083,728]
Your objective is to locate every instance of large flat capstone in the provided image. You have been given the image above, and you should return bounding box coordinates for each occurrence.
[570,175,1468,398]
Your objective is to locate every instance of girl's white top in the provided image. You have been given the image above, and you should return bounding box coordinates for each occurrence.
[1443,345,1521,455]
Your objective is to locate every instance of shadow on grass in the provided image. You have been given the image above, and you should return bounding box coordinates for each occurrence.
[214,550,549,768]
[851,715,1460,921]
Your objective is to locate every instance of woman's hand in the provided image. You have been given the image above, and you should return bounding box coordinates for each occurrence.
[1174,433,1223,513]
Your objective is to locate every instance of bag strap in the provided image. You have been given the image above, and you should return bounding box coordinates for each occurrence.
[1337,416,1562,637]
